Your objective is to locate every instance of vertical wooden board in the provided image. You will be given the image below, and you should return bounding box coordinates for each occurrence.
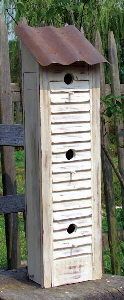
[52,255,92,286]
[90,65,102,280]
[40,69,53,288]
[0,15,20,269]
[23,70,42,285]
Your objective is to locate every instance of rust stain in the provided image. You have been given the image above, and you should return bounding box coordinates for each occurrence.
[15,23,107,67]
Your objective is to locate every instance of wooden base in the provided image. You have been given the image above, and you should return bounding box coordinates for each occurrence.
[0,268,124,299]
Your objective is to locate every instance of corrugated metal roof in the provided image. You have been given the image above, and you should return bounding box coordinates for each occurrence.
[15,23,107,66]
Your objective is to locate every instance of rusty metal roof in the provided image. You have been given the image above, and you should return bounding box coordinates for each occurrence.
[15,23,107,66]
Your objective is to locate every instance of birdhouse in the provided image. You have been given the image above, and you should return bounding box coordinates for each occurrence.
[16,23,106,288]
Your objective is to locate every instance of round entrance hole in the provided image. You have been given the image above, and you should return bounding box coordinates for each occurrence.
[64,73,73,85]
[66,149,75,160]
[67,224,77,234]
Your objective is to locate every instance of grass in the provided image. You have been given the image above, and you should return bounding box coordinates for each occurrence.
[0,213,27,268]
[0,149,26,268]
[0,148,124,275]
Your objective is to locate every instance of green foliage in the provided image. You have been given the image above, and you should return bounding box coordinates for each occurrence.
[102,94,124,118]
[3,0,124,82]
[0,213,27,268]
[9,40,20,82]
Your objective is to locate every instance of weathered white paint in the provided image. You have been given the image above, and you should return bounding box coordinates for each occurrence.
[53,216,92,231]
[52,160,91,174]
[51,112,91,123]
[53,207,92,221]
[53,235,92,250]
[50,92,90,103]
[52,150,91,163]
[51,102,90,114]
[52,255,92,286]
[51,123,91,134]
[53,244,92,260]
[52,142,91,154]
[52,179,91,192]
[53,199,92,211]
[52,170,91,183]
[50,80,89,92]
[53,226,92,241]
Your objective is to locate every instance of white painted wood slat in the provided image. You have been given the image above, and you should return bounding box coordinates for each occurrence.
[52,150,91,163]
[52,142,91,153]
[50,92,90,103]
[53,199,91,211]
[53,207,92,221]
[53,244,92,260]
[51,123,90,134]
[53,189,91,202]
[52,179,91,192]
[53,226,92,241]
[53,236,92,250]
[51,112,91,123]
[52,160,91,174]
[50,80,89,93]
[52,255,92,286]
[51,103,90,114]
[53,216,92,231]
[52,171,91,183]
[52,132,91,144]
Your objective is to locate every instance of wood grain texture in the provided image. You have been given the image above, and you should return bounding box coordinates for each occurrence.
[0,195,25,213]
[90,65,102,280]
[51,123,90,134]
[50,80,89,93]
[40,69,53,288]
[53,226,92,241]
[0,124,24,146]
[52,160,91,174]
[0,269,124,300]
[53,216,92,231]
[53,244,92,259]
[52,170,91,183]
[52,142,91,153]
[53,198,92,211]
[52,132,91,144]
[51,102,90,114]
[22,44,42,286]
[53,207,92,221]
[53,235,92,250]
[50,92,90,103]
[52,255,92,286]
[51,112,90,123]
[52,179,91,192]
[52,150,91,163]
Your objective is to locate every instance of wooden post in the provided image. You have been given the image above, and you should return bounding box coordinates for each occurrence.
[0,15,20,268]
[108,31,124,214]
[95,30,120,274]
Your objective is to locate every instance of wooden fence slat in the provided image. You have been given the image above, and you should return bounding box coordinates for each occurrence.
[108,31,124,214]
[0,195,25,213]
[95,30,120,275]
[0,15,20,269]
[0,124,24,146]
